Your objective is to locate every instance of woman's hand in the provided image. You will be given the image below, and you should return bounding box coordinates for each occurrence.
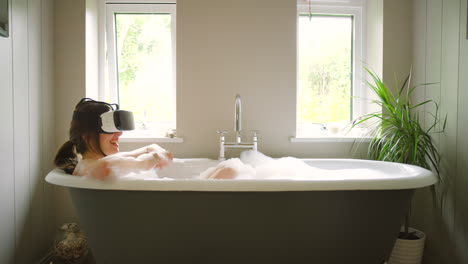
[145,144,166,154]
[150,152,172,169]
[137,151,173,170]
[145,144,173,164]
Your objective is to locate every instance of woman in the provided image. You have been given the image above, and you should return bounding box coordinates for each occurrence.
[54,98,173,180]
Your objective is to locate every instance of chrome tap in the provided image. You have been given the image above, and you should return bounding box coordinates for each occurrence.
[217,95,258,160]
[235,94,242,143]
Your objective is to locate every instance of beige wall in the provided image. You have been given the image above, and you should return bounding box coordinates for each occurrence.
[383,0,412,86]
[366,0,383,76]
[53,0,88,226]
[55,0,86,145]
[365,0,384,114]
[172,0,299,158]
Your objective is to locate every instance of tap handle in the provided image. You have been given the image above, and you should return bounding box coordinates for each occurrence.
[250,131,259,143]
[251,131,259,152]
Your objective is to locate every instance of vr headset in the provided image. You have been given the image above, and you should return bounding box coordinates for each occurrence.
[72,98,135,134]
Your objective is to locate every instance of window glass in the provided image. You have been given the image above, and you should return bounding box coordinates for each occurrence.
[297,11,358,137]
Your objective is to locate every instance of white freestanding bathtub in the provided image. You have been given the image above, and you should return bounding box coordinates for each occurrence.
[46,158,436,264]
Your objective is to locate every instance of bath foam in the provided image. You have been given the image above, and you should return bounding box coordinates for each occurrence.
[198,150,321,180]
[236,151,411,181]
[241,150,322,180]
[239,150,274,167]
[108,151,393,181]
[197,158,256,179]
[118,170,160,179]
[99,150,319,180]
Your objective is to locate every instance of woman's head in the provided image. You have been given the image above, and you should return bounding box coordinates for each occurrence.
[54,98,121,173]
[70,98,115,157]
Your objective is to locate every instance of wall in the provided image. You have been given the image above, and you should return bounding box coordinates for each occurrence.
[173,0,298,158]
[366,0,383,77]
[0,0,55,263]
[411,0,468,263]
[53,0,87,226]
[456,0,468,260]
[382,0,412,84]
[55,0,86,144]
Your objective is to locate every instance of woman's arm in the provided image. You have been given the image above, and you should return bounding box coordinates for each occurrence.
[116,146,149,158]
[74,151,169,179]
[117,144,172,159]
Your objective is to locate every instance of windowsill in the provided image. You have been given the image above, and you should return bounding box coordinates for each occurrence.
[120,136,184,143]
[290,136,372,143]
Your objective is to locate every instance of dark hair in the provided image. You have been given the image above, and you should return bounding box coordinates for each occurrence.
[54,98,113,174]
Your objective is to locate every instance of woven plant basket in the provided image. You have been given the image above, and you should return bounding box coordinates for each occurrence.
[388,227,426,264]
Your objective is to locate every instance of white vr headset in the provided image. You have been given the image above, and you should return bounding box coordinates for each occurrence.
[73,98,135,133]
[99,110,135,133]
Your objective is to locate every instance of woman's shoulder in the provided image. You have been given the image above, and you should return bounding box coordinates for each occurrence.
[73,159,111,179]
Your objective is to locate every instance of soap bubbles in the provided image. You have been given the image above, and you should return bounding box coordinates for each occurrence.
[199,150,318,180]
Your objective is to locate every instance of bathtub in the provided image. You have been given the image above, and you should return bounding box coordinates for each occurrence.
[45,158,436,264]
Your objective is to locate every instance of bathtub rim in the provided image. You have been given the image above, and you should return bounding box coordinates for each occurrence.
[45,158,437,192]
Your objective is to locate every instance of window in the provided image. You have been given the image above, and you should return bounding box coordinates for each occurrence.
[105,2,176,138]
[296,1,365,137]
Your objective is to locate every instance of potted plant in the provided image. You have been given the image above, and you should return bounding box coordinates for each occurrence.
[351,67,446,264]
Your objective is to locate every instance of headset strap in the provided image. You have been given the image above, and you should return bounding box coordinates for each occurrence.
[72,111,101,122]
[77,97,119,110]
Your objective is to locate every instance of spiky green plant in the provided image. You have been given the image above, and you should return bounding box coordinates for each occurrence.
[352,67,446,238]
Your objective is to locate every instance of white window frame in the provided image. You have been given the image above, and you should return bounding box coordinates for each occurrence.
[101,1,178,141]
[105,2,176,104]
[295,0,367,139]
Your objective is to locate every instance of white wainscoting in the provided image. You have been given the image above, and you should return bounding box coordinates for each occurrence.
[0,0,55,263]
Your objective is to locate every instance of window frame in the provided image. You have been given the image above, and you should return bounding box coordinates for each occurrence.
[296,0,366,138]
[102,1,177,139]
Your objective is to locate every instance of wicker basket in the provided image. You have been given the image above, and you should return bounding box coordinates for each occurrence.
[388,227,426,264]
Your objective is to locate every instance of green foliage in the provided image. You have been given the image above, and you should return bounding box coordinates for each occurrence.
[352,68,446,209]
[298,51,352,123]
[117,14,172,88]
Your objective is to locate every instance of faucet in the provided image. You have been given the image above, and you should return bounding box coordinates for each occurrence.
[235,94,242,144]
[217,94,258,160]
